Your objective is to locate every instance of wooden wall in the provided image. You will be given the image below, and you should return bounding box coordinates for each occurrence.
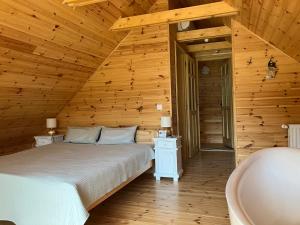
[226,0,300,63]
[232,20,300,163]
[198,60,224,147]
[0,0,155,155]
[57,0,171,132]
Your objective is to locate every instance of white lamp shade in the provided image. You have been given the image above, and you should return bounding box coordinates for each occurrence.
[46,118,57,129]
[161,116,171,128]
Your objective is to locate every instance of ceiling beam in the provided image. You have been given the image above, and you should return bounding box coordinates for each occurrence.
[186,41,232,53]
[194,48,232,56]
[111,2,238,31]
[196,54,232,61]
[194,49,232,61]
[177,26,232,42]
[63,0,107,7]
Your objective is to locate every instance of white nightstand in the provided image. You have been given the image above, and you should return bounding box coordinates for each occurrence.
[153,137,183,182]
[34,135,64,147]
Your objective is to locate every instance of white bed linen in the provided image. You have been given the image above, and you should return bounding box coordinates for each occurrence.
[0,143,154,225]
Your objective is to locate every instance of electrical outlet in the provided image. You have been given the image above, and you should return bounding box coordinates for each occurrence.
[156,104,163,111]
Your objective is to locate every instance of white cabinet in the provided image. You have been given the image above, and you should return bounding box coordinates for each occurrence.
[34,135,64,147]
[154,137,183,181]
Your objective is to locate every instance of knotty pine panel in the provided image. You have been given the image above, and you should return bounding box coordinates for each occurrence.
[183,0,300,63]
[58,0,171,132]
[0,0,155,154]
[198,60,224,146]
[226,0,300,63]
[232,20,300,164]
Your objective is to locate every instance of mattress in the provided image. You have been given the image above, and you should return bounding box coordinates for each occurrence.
[0,143,154,225]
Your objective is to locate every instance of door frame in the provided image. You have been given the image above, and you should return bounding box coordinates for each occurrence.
[195,56,235,150]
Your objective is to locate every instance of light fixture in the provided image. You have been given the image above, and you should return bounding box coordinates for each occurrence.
[178,21,192,31]
[46,118,57,136]
[266,57,278,80]
[201,65,210,75]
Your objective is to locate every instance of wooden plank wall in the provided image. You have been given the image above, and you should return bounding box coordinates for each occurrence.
[198,60,224,147]
[226,0,300,63]
[57,0,171,134]
[0,0,155,155]
[232,20,300,163]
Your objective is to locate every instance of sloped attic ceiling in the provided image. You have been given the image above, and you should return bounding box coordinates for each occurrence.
[227,0,300,61]
[183,0,300,62]
[0,0,156,154]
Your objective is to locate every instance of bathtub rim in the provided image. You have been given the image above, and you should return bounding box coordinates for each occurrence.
[225,147,299,225]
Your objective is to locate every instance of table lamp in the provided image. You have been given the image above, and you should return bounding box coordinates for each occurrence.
[46,118,57,136]
[159,116,171,138]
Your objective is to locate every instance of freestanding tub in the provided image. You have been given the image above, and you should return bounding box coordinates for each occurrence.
[226,147,300,225]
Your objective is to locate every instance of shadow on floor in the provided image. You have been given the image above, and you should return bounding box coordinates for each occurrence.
[0,222,14,225]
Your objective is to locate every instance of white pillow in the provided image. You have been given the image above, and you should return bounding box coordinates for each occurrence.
[97,126,137,145]
[64,126,102,144]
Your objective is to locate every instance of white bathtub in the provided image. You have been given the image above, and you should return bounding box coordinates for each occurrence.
[226,147,300,225]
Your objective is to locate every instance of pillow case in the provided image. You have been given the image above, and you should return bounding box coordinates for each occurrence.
[97,126,137,145]
[64,126,102,144]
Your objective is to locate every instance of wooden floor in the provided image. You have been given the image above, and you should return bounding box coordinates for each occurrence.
[1,151,234,225]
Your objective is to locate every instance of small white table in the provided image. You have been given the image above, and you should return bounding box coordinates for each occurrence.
[34,135,64,147]
[153,137,183,181]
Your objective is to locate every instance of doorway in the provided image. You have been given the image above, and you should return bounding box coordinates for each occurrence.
[176,44,234,160]
[198,59,234,150]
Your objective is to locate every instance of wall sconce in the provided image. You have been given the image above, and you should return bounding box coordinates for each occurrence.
[201,65,210,75]
[266,57,278,80]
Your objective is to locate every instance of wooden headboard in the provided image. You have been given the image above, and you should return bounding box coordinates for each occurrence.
[136,130,158,144]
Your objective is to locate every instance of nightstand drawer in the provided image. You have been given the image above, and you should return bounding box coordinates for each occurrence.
[36,138,52,147]
[154,138,180,149]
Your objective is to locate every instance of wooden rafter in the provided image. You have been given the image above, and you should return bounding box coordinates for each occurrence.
[194,49,232,61]
[63,0,107,7]
[177,26,232,42]
[111,2,238,31]
[186,41,232,53]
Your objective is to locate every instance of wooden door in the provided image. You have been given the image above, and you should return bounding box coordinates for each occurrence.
[176,45,188,161]
[186,55,200,157]
[221,60,234,148]
[176,44,200,161]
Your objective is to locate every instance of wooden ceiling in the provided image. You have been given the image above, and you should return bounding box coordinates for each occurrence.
[229,0,300,62]
[64,0,156,15]
[181,0,300,62]
[0,0,155,154]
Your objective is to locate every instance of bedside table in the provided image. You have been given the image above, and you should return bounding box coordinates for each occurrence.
[153,137,183,181]
[34,135,64,147]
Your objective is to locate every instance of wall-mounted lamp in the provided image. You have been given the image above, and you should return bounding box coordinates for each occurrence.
[201,65,210,75]
[266,57,278,80]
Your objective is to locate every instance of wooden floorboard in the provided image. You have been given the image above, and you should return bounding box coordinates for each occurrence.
[0,151,234,225]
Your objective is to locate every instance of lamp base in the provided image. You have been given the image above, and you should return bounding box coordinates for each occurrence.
[158,128,171,138]
[48,129,56,136]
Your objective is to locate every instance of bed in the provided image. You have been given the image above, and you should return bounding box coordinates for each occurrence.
[0,142,154,225]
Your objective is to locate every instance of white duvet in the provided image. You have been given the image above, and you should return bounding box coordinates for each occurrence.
[0,143,154,225]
